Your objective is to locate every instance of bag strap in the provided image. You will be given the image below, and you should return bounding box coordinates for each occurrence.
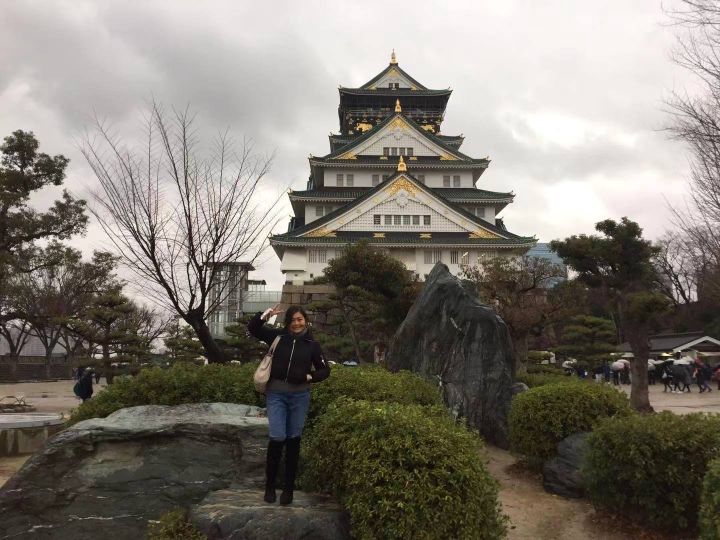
[268,335,282,357]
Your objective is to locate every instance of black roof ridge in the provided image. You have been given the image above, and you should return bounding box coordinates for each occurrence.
[274,171,528,241]
[357,63,428,90]
[289,186,515,199]
[320,112,480,162]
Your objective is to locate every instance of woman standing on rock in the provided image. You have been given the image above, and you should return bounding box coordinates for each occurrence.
[248,304,330,505]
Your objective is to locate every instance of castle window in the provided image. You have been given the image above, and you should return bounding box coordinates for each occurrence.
[391,147,398,156]
[475,207,485,218]
[346,174,354,187]
[453,175,460,187]
[461,252,469,265]
[450,251,459,264]
[412,215,420,225]
[403,215,411,225]
[407,147,414,157]
[398,148,406,156]
[383,147,390,156]
[424,250,441,264]
[374,215,381,225]
[315,206,324,217]
[337,173,344,187]
[393,215,401,225]
[372,174,380,186]
[443,175,451,187]
[417,174,425,184]
[308,249,328,264]
[423,215,431,226]
[385,215,392,225]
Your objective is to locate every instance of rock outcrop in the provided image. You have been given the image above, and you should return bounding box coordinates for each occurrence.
[0,403,267,540]
[387,262,515,448]
[542,432,589,498]
[190,489,351,540]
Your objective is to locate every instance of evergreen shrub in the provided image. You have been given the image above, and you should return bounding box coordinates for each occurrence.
[508,381,631,467]
[515,371,571,388]
[526,364,564,375]
[306,364,441,429]
[147,508,206,540]
[585,412,720,533]
[700,457,720,540]
[68,363,263,425]
[301,398,507,540]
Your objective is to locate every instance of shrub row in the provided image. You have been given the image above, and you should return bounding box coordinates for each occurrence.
[508,381,631,467]
[585,412,720,534]
[515,371,574,388]
[700,457,720,540]
[68,362,263,425]
[301,398,507,540]
[509,380,720,535]
[305,364,442,429]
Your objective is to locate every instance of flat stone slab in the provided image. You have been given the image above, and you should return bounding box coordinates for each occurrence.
[0,413,64,428]
[0,403,269,539]
[190,488,351,540]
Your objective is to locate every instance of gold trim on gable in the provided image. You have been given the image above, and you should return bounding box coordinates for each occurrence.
[338,151,357,160]
[307,227,336,238]
[439,153,457,160]
[420,233,432,239]
[389,117,408,130]
[373,232,385,238]
[387,177,418,197]
[469,229,499,239]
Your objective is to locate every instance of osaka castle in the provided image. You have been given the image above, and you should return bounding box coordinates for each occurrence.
[270,52,536,284]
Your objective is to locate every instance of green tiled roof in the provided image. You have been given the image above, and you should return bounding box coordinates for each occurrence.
[270,231,536,248]
[289,187,513,202]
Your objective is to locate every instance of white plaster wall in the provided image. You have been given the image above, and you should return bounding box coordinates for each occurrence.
[322,167,473,188]
[305,203,338,225]
[338,198,464,232]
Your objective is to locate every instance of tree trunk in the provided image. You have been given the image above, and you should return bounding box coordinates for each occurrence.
[512,332,529,375]
[626,328,653,413]
[339,301,363,363]
[189,315,228,364]
[102,343,114,384]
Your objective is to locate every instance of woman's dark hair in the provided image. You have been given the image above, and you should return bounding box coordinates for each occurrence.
[284,305,309,328]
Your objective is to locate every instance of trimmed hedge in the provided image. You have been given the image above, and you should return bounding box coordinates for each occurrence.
[306,364,441,429]
[301,398,507,540]
[515,371,573,388]
[68,363,263,425]
[585,412,720,533]
[700,457,720,540]
[509,381,631,467]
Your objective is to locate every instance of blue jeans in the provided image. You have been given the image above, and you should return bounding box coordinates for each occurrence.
[266,390,311,441]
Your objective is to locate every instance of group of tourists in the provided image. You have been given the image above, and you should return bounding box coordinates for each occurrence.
[657,353,719,394]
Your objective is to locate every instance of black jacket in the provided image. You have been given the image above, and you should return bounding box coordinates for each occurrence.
[248,312,330,385]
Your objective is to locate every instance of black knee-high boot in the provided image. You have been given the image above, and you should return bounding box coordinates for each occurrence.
[265,440,284,503]
[280,437,301,505]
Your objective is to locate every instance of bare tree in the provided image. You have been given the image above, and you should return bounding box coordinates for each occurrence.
[666,1,720,301]
[81,103,279,363]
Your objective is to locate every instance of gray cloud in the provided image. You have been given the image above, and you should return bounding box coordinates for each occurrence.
[0,0,695,291]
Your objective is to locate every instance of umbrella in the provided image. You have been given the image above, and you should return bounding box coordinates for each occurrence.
[673,358,692,365]
[611,360,626,371]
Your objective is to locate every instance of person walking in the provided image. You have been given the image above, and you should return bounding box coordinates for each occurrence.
[248,304,330,505]
[73,367,94,402]
[694,357,713,393]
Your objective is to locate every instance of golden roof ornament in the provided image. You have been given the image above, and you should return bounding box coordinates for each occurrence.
[395,99,402,113]
[390,49,397,64]
[397,155,407,172]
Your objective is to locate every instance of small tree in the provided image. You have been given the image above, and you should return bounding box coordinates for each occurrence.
[551,218,671,412]
[555,315,617,370]
[316,241,416,362]
[223,314,267,362]
[163,319,205,364]
[81,103,279,363]
[461,255,570,372]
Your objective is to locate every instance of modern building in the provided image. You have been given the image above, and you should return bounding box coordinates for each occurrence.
[618,331,720,363]
[270,52,536,284]
[207,262,254,338]
[527,243,567,288]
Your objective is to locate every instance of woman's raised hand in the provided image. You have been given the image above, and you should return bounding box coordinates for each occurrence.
[262,304,284,321]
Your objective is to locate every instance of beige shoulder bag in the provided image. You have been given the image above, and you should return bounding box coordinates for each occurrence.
[254,336,281,393]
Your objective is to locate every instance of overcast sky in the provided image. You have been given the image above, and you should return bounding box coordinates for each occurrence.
[0,0,697,292]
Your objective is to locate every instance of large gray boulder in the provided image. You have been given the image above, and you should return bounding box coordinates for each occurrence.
[387,263,515,448]
[542,432,589,498]
[0,403,267,540]
[190,489,351,540]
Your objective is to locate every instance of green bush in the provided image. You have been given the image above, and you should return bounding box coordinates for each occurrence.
[306,364,441,429]
[147,508,206,540]
[515,371,572,388]
[509,381,631,467]
[700,457,720,540]
[526,364,564,375]
[68,363,263,425]
[527,351,554,364]
[585,412,720,533]
[302,398,507,540]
